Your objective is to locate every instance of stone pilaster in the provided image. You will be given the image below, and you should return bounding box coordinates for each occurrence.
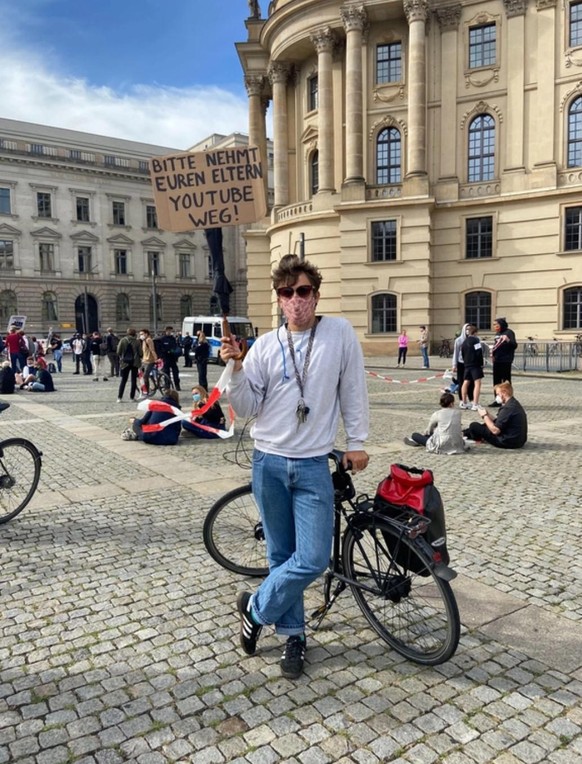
[245,74,269,206]
[436,5,461,183]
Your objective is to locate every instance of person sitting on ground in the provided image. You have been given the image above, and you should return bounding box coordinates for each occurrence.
[122,389,181,445]
[28,361,55,392]
[0,361,16,394]
[404,392,468,454]
[16,356,37,389]
[182,385,226,439]
[464,381,528,449]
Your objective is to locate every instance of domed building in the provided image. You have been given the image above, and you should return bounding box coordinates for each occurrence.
[237,0,582,353]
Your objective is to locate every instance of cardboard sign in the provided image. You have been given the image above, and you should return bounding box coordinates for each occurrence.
[150,146,266,231]
[7,315,26,331]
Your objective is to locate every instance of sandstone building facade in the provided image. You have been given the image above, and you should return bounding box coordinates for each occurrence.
[0,119,250,337]
[237,0,582,351]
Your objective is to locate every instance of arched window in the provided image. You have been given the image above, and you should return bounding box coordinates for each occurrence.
[465,291,491,330]
[149,294,163,324]
[180,294,192,320]
[371,293,397,333]
[209,295,219,314]
[376,128,401,184]
[468,114,495,182]
[568,97,582,167]
[41,291,59,323]
[116,293,130,323]
[310,151,319,196]
[0,289,17,324]
[563,286,582,329]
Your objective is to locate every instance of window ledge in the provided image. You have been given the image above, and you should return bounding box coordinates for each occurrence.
[460,256,499,263]
[367,259,402,265]
[72,220,97,227]
[557,249,582,256]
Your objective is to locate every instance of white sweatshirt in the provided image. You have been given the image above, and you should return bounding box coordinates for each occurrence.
[226,316,369,458]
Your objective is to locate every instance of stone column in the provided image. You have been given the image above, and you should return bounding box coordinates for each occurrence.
[310,27,336,192]
[404,0,429,177]
[435,6,461,181]
[503,0,527,171]
[340,4,367,184]
[245,74,269,204]
[268,61,291,207]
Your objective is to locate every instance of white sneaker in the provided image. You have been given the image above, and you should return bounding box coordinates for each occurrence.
[470,403,480,411]
[116,398,122,403]
[459,402,469,409]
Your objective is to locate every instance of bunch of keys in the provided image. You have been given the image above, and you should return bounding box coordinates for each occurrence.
[296,399,310,425]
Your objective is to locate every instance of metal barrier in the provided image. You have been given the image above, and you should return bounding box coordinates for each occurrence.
[513,341,581,373]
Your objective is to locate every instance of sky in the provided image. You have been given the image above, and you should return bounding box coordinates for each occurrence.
[0,0,256,149]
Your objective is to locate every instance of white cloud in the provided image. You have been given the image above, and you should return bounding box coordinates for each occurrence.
[0,33,250,148]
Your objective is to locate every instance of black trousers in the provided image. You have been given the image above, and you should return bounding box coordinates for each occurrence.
[163,358,180,390]
[466,421,510,448]
[118,366,138,400]
[493,361,512,389]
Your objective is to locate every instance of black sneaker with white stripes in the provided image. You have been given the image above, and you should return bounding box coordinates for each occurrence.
[280,634,306,679]
[237,591,262,655]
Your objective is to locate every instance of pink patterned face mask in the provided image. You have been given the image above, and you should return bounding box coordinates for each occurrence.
[280,293,317,327]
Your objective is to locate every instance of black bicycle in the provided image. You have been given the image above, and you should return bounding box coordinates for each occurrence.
[203,451,460,665]
[0,404,43,524]
[141,359,173,398]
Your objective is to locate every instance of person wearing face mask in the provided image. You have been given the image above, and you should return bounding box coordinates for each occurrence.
[181,384,226,439]
[220,254,369,680]
[138,328,158,398]
[489,317,517,406]
[464,381,528,448]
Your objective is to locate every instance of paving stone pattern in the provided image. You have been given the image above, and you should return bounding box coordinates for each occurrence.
[0,360,581,764]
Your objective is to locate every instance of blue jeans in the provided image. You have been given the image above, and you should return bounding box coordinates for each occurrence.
[421,346,430,368]
[251,450,334,636]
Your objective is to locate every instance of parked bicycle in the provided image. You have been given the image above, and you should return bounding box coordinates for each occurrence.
[438,338,453,358]
[574,333,582,357]
[203,450,460,665]
[524,336,539,356]
[0,403,43,524]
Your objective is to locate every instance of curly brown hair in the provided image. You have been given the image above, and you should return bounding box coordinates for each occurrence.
[271,254,322,291]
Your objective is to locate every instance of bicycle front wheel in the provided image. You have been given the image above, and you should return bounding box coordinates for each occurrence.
[0,438,42,524]
[203,485,269,577]
[343,515,460,665]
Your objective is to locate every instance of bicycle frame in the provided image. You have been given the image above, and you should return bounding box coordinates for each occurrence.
[308,452,454,630]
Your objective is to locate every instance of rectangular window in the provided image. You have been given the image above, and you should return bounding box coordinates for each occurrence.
[39,243,54,272]
[76,196,90,222]
[147,251,160,277]
[207,254,214,280]
[571,2,582,47]
[371,221,397,262]
[146,205,158,229]
[30,143,44,155]
[565,206,582,250]
[78,246,92,273]
[0,188,11,215]
[37,192,52,218]
[115,249,128,275]
[138,160,150,173]
[376,43,402,84]
[466,216,493,259]
[179,253,191,278]
[0,239,14,269]
[308,76,319,111]
[112,201,126,225]
[469,24,496,68]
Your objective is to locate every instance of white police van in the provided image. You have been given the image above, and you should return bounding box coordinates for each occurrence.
[181,316,256,363]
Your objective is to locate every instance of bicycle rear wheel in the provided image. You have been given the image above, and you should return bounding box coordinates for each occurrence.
[0,438,42,524]
[203,484,268,577]
[343,515,460,665]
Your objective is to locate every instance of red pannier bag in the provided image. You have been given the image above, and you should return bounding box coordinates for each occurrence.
[374,464,450,568]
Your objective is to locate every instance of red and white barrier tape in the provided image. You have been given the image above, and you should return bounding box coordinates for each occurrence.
[365,369,448,385]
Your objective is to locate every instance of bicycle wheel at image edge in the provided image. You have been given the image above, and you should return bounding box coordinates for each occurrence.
[0,438,42,524]
[342,515,460,665]
[203,484,269,577]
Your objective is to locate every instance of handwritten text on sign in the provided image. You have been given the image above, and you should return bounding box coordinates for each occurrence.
[150,147,266,231]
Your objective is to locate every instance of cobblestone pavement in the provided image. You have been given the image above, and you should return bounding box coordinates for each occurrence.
[1,359,581,764]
